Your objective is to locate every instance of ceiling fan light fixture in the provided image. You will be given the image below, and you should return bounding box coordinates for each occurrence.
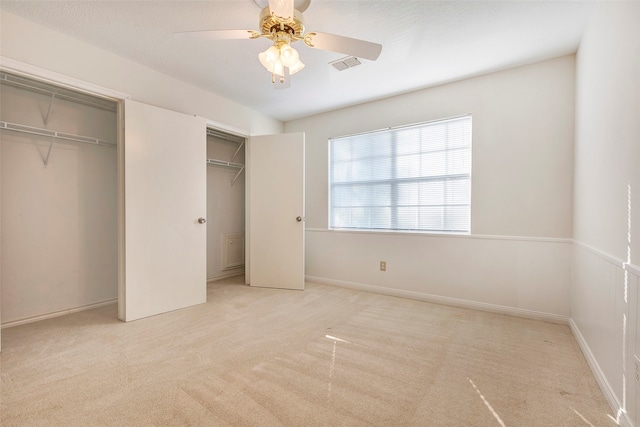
[288,59,305,75]
[175,0,383,87]
[258,45,280,70]
[273,58,285,77]
[279,43,299,67]
[259,39,303,83]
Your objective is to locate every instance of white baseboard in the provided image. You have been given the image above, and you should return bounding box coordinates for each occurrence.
[207,270,245,283]
[305,275,569,324]
[1,272,245,329]
[569,318,632,427]
[1,299,118,329]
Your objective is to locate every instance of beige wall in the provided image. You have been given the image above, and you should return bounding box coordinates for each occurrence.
[287,56,575,238]
[1,83,118,324]
[287,56,576,318]
[571,3,640,426]
[206,135,246,280]
[573,3,640,264]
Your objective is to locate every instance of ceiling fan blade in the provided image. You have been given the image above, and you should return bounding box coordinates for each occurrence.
[173,29,259,41]
[304,32,382,61]
[268,0,294,20]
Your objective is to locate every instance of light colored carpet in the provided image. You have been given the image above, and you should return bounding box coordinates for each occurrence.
[1,277,616,426]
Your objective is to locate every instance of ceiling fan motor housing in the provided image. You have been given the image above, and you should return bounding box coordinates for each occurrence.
[259,7,305,39]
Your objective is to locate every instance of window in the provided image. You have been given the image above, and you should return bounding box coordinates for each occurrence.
[329,115,471,233]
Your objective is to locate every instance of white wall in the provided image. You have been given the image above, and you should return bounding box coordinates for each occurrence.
[206,135,245,280]
[1,84,118,324]
[0,98,2,350]
[286,56,576,319]
[571,3,640,426]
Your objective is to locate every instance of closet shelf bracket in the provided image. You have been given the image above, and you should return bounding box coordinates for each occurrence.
[40,137,54,168]
[43,93,56,126]
[231,166,245,185]
[38,93,57,167]
[231,140,245,163]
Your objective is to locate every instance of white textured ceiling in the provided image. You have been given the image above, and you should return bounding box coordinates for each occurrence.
[0,1,594,122]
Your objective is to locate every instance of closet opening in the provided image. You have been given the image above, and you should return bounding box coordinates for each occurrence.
[205,127,246,283]
[0,70,120,327]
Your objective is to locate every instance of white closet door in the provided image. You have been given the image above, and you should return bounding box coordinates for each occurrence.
[247,132,305,290]
[121,100,207,321]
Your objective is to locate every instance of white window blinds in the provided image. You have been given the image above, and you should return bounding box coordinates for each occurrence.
[329,115,471,233]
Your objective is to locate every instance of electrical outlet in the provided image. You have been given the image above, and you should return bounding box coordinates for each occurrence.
[380,261,386,271]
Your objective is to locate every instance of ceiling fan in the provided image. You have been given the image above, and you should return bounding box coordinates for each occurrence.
[174,0,382,84]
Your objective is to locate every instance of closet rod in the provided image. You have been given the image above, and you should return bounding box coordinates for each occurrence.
[206,128,244,144]
[0,72,117,112]
[206,158,243,169]
[0,121,116,147]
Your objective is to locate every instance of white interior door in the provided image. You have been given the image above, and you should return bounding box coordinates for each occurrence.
[248,132,305,290]
[121,99,207,321]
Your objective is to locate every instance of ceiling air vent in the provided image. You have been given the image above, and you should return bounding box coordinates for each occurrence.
[330,56,362,71]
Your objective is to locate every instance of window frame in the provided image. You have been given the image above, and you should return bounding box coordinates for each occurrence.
[328,115,472,234]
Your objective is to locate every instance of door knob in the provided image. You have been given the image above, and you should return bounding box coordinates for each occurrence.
[296,216,302,222]
[198,217,206,224]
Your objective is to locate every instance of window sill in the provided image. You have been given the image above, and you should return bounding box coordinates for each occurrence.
[320,227,470,238]
[306,228,572,244]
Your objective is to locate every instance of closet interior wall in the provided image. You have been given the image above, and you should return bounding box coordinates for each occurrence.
[0,73,118,325]
[206,131,245,281]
